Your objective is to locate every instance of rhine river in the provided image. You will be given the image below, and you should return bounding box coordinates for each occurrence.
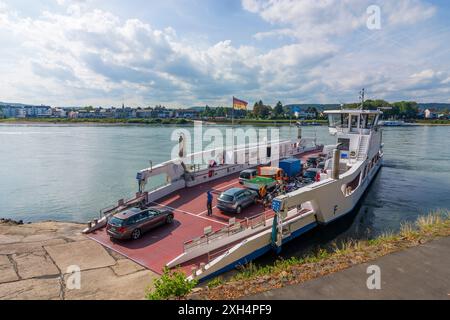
[1,124,449,247]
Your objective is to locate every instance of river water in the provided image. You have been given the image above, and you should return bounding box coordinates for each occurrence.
[1,124,449,246]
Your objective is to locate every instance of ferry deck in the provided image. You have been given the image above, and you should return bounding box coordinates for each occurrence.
[88,150,321,275]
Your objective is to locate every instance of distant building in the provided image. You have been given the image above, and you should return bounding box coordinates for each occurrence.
[52,108,67,118]
[67,111,78,119]
[0,105,52,118]
[136,109,154,118]
[424,109,437,119]
[115,107,136,119]
[16,108,26,118]
[175,109,200,119]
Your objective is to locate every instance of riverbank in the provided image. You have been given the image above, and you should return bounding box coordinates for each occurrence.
[1,211,448,300]
[211,119,327,126]
[249,236,450,299]
[0,118,192,126]
[190,210,450,300]
[0,219,158,300]
[2,118,449,126]
[0,118,328,126]
[415,119,450,125]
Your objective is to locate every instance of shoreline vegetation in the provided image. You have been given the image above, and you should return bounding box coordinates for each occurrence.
[183,210,450,300]
[0,117,193,125]
[1,117,449,126]
[1,211,449,300]
[0,117,327,126]
[414,119,450,125]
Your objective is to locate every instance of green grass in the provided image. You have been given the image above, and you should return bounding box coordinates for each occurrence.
[416,119,450,125]
[0,117,193,125]
[213,119,327,126]
[146,267,198,300]
[0,117,331,126]
[207,277,224,289]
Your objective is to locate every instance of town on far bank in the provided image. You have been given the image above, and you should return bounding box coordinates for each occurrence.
[1,100,449,123]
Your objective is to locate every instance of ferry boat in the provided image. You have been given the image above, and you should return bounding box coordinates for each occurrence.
[378,120,417,126]
[378,120,405,126]
[85,108,383,281]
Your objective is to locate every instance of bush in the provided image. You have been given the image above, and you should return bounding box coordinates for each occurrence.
[207,277,224,289]
[146,267,198,300]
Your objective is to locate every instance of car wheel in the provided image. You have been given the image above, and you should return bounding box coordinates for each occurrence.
[236,206,242,214]
[166,215,174,224]
[131,228,141,240]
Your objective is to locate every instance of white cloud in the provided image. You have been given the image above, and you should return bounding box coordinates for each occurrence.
[0,0,448,106]
[0,2,339,106]
[243,0,436,41]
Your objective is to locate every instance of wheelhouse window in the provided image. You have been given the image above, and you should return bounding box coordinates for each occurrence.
[350,115,358,130]
[367,114,377,129]
[360,114,368,129]
[328,113,348,128]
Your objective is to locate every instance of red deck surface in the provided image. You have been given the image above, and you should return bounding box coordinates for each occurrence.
[88,150,321,275]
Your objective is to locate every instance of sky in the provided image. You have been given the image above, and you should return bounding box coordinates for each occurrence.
[0,0,449,108]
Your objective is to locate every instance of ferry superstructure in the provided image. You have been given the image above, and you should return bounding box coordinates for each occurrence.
[86,108,383,281]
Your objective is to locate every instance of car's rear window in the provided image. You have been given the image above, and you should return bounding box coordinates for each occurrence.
[219,194,234,202]
[240,172,251,179]
[109,217,125,227]
[304,170,317,179]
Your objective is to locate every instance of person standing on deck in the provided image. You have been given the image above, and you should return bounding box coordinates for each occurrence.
[207,190,213,216]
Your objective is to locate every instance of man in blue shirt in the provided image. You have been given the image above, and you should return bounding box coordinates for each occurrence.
[206,190,213,216]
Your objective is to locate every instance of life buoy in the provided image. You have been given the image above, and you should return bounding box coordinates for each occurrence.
[315,171,321,182]
[208,170,214,178]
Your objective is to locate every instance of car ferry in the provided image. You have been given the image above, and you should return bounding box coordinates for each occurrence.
[85,108,383,281]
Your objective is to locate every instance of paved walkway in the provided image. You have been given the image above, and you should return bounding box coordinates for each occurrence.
[248,237,450,300]
[0,221,159,300]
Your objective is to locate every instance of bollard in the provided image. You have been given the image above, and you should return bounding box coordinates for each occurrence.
[332,148,341,180]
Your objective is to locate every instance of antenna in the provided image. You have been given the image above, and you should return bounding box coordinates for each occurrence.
[359,88,365,110]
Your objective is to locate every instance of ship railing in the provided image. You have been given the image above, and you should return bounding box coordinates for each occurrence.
[183,223,245,252]
[183,210,274,252]
[244,211,273,229]
[99,192,148,218]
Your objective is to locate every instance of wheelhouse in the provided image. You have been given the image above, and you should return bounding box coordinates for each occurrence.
[324,109,382,135]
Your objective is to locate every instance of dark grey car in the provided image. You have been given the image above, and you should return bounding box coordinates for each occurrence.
[217,188,258,214]
[107,207,174,240]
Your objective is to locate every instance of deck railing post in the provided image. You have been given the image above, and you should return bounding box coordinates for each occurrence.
[191,266,198,277]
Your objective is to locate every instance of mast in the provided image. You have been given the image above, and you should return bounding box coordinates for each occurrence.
[231,97,235,164]
[359,88,365,110]
[289,105,292,142]
[231,96,235,127]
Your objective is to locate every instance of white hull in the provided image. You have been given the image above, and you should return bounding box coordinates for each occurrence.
[85,107,386,282]
[188,153,383,281]
[187,108,385,281]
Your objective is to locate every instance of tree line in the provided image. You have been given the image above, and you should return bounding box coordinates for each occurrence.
[201,99,429,120]
[344,100,419,119]
[201,101,320,120]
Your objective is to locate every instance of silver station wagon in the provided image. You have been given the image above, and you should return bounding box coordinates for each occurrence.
[217,188,258,214]
[107,207,174,240]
